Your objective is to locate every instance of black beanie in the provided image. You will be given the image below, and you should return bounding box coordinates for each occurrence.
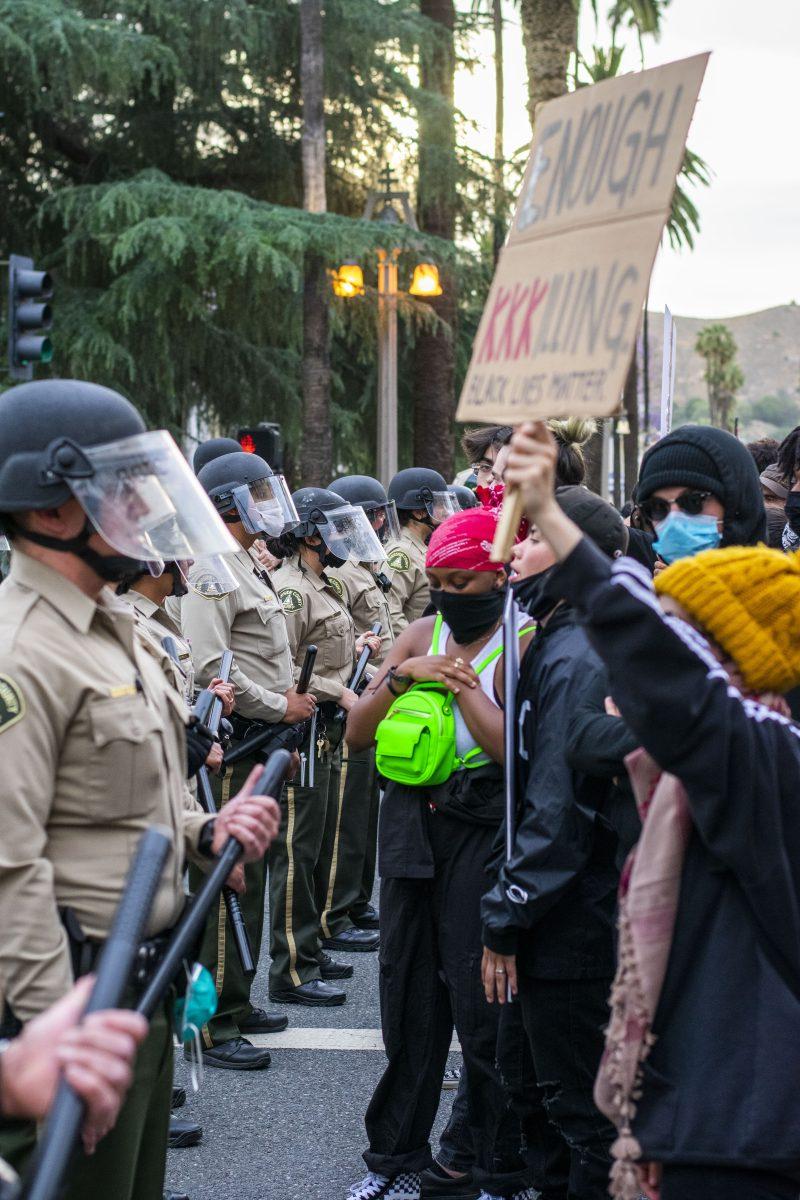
[637,425,766,547]
[555,486,628,558]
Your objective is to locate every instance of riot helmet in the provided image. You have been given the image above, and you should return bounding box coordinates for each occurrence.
[328,474,400,544]
[387,467,458,526]
[0,380,238,582]
[291,487,385,568]
[198,451,298,537]
[193,437,242,475]
[449,484,480,510]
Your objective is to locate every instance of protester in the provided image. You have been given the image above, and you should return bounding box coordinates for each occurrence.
[759,463,791,549]
[776,426,800,552]
[746,436,780,474]
[482,487,627,1200]
[635,424,766,562]
[345,507,536,1200]
[460,426,513,492]
[504,420,800,1200]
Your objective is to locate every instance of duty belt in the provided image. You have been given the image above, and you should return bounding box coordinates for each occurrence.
[60,907,179,997]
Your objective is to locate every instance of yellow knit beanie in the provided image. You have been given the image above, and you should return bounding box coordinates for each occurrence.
[654,545,800,694]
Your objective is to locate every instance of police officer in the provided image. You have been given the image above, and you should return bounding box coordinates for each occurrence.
[327,475,396,933]
[182,450,311,1068]
[0,380,280,1200]
[270,488,382,1006]
[192,436,242,475]
[449,483,480,510]
[385,468,457,635]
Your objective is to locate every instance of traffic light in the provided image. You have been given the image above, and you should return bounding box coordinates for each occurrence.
[237,423,284,472]
[7,254,53,381]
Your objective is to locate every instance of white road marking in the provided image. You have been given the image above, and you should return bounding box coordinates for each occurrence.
[248,1028,460,1052]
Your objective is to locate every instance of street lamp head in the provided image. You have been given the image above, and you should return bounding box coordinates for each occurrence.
[616,414,631,436]
[409,262,442,298]
[331,261,365,298]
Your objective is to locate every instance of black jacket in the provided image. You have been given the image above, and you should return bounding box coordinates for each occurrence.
[481,606,619,978]
[552,537,800,1175]
[565,666,641,867]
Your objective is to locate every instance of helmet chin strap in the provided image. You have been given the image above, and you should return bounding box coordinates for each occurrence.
[15,517,152,583]
[307,538,345,570]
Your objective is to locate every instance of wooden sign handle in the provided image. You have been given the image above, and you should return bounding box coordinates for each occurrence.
[491,487,525,563]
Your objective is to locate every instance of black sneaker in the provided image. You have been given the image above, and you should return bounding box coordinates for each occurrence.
[419,1163,479,1199]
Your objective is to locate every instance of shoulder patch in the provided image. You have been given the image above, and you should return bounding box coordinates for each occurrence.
[279,587,304,613]
[387,548,411,572]
[193,571,228,599]
[328,575,344,599]
[0,674,25,734]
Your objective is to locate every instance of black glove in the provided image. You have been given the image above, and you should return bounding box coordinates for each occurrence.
[186,717,215,778]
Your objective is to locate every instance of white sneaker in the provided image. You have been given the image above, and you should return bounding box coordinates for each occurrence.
[478,1190,538,1200]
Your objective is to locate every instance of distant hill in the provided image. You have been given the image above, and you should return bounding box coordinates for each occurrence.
[644,303,800,439]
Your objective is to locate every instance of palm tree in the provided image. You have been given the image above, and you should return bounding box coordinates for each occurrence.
[518,0,579,121]
[300,0,332,485]
[695,323,744,433]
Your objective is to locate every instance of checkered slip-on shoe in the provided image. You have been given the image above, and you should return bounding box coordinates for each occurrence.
[477,1190,538,1200]
[348,1171,422,1199]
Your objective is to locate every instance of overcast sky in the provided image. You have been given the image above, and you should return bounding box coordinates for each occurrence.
[456,0,800,319]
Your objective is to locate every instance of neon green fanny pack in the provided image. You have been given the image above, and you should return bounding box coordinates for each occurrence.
[374,614,533,788]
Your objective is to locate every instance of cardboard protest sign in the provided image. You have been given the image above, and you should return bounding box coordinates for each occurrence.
[457,54,708,425]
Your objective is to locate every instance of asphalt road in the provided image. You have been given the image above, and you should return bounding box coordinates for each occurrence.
[168,894,461,1200]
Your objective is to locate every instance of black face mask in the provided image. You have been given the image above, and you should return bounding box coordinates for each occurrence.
[430,586,505,646]
[18,518,151,583]
[308,538,347,570]
[511,566,559,621]
[785,492,800,535]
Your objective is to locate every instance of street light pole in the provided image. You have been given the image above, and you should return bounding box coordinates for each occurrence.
[376,248,399,484]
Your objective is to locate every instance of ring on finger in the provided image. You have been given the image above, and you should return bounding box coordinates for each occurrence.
[495,967,506,974]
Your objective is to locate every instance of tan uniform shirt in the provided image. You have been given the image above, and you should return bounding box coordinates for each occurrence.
[274,554,356,703]
[329,560,394,665]
[124,590,195,703]
[181,548,293,723]
[0,552,209,1020]
[386,527,430,635]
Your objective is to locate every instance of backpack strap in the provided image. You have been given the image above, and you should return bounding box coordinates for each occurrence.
[431,612,444,655]
[473,623,536,676]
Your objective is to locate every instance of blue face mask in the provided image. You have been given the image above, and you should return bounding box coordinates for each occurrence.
[653,511,722,563]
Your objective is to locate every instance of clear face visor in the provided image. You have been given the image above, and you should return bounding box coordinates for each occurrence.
[366,500,401,544]
[318,504,386,564]
[425,490,459,524]
[178,554,240,598]
[68,431,239,564]
[231,475,298,536]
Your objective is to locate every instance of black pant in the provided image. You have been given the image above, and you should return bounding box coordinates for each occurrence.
[516,976,615,1200]
[364,808,529,1196]
[661,1165,800,1199]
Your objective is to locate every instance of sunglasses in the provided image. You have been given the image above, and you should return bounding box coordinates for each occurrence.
[639,490,715,525]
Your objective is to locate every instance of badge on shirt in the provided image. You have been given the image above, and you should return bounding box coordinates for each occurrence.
[279,587,304,613]
[328,576,344,600]
[387,548,410,572]
[0,674,25,734]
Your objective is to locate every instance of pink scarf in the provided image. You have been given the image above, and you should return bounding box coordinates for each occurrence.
[593,749,692,1199]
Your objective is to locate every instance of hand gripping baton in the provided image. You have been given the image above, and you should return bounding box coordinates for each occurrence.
[19,826,173,1200]
[222,645,317,768]
[136,749,292,1020]
[502,586,520,1003]
[332,621,382,724]
[189,649,255,978]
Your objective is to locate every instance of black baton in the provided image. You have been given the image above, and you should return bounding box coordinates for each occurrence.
[223,645,317,767]
[190,650,254,978]
[19,826,173,1200]
[137,750,292,1019]
[333,621,381,723]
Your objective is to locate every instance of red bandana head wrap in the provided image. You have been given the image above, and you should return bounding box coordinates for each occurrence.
[426,508,504,572]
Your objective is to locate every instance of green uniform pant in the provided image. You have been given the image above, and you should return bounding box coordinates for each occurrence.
[353,768,380,919]
[191,758,267,1048]
[62,999,172,1200]
[268,743,341,991]
[318,745,379,936]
